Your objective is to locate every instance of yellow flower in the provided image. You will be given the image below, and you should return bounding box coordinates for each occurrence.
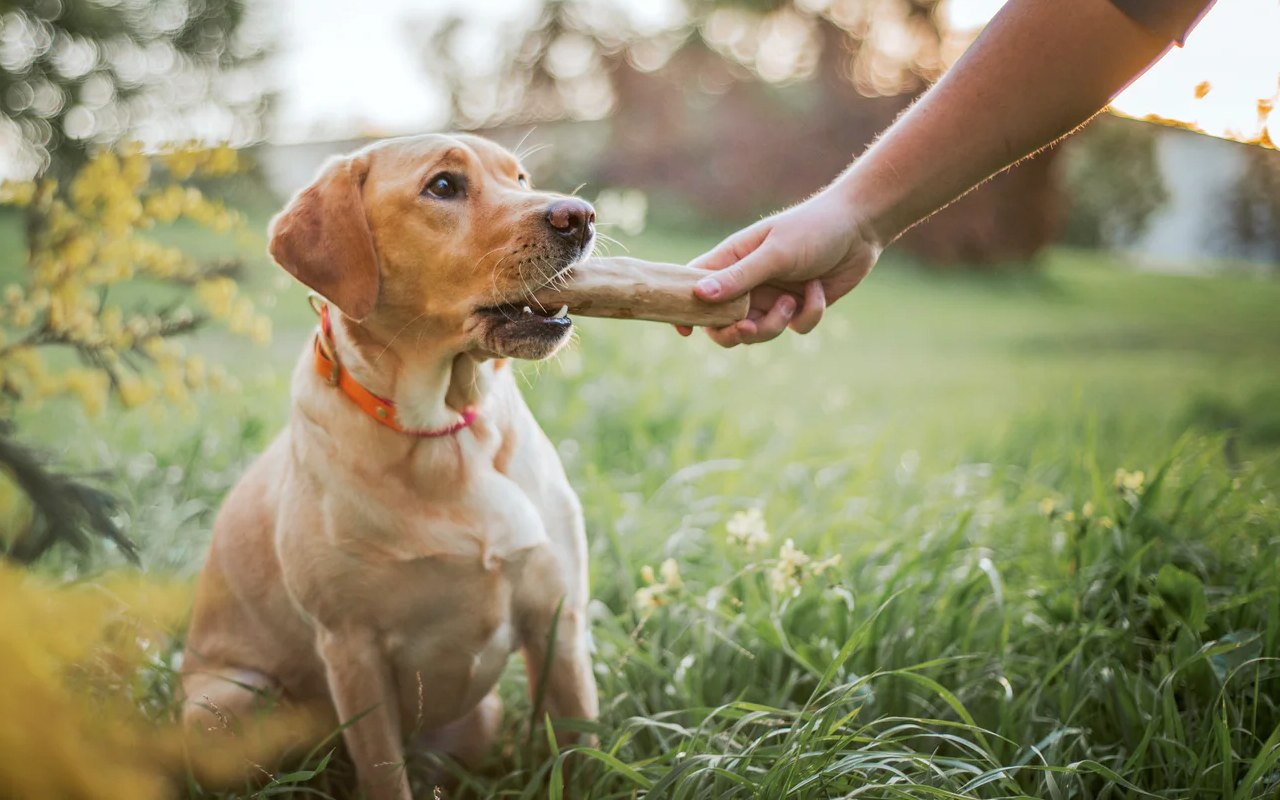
[140,337,166,359]
[11,303,35,327]
[62,369,108,417]
[162,148,200,180]
[1082,501,1095,519]
[0,565,307,800]
[162,370,187,403]
[196,277,237,319]
[184,355,207,388]
[118,375,151,408]
[1,144,260,416]
[0,180,37,206]
[250,316,272,346]
[205,145,240,176]
[1038,498,1056,516]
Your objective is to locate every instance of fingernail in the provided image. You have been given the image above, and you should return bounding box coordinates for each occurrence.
[696,276,721,298]
[779,297,796,320]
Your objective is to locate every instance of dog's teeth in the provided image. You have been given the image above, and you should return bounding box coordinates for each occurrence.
[552,304,569,319]
[522,306,532,315]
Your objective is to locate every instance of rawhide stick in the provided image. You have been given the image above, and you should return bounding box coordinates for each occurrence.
[534,256,750,328]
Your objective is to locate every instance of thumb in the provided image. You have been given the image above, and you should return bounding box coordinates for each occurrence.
[694,240,784,302]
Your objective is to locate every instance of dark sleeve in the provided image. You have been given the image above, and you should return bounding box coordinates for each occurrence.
[1108,0,1216,44]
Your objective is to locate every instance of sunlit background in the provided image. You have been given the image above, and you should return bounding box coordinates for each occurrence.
[268,0,1279,147]
[2,0,1278,267]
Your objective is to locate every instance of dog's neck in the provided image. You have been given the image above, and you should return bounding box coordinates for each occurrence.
[328,311,493,433]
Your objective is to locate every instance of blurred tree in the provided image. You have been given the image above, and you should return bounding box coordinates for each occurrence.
[0,146,271,566]
[417,0,1061,267]
[1225,145,1280,265]
[0,0,270,564]
[1060,115,1168,249]
[0,0,269,180]
[420,0,945,129]
[1,145,272,568]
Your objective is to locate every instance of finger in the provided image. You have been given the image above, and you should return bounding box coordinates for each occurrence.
[687,220,771,273]
[738,293,796,345]
[706,318,756,348]
[674,324,693,337]
[694,241,786,303]
[789,279,826,334]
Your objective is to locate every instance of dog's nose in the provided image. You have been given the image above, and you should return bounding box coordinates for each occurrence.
[545,199,595,246]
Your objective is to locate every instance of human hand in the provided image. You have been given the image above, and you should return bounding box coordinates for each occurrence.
[678,188,882,347]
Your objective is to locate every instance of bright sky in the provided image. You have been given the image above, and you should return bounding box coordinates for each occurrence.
[271,0,680,143]
[272,0,1276,146]
[948,0,1279,145]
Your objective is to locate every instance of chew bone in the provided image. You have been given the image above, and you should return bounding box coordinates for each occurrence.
[533,257,750,328]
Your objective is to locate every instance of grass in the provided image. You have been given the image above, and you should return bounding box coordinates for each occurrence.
[6,208,1280,798]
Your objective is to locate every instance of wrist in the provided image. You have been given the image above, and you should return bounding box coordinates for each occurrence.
[830,160,909,248]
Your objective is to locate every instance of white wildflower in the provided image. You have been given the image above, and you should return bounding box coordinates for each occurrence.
[727,507,770,552]
[634,558,683,613]
[634,586,660,613]
[659,558,682,590]
[1115,468,1145,493]
[810,553,842,577]
[770,538,810,595]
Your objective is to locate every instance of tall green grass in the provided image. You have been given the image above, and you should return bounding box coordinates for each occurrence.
[13,216,1280,798]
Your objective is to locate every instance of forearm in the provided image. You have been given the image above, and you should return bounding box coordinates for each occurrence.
[839,0,1172,244]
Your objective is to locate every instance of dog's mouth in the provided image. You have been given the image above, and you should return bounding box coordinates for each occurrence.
[475,301,572,332]
[473,246,588,360]
[474,295,574,360]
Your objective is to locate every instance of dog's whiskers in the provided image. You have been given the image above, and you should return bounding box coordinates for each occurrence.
[515,142,551,162]
[512,127,537,160]
[595,232,628,254]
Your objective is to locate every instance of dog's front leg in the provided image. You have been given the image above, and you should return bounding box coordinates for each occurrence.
[317,627,410,800]
[523,601,599,747]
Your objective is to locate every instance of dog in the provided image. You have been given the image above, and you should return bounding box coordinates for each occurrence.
[180,134,599,799]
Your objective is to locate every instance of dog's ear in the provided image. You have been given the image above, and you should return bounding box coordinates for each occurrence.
[269,155,380,321]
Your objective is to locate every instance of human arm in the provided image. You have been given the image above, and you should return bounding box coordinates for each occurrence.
[686,0,1199,346]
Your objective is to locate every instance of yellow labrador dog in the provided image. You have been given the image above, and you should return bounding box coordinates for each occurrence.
[181,134,598,799]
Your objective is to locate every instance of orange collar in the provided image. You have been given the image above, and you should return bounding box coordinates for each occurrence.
[311,298,478,438]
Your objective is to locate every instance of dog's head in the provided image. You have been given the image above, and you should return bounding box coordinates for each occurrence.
[268,134,594,360]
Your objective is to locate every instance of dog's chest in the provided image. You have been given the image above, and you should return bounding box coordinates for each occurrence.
[374,552,538,730]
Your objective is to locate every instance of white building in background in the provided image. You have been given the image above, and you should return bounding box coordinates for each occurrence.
[255,138,367,200]
[1126,127,1276,272]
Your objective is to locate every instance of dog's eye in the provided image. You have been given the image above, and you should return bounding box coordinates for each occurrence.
[423,173,461,199]
[517,174,529,189]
